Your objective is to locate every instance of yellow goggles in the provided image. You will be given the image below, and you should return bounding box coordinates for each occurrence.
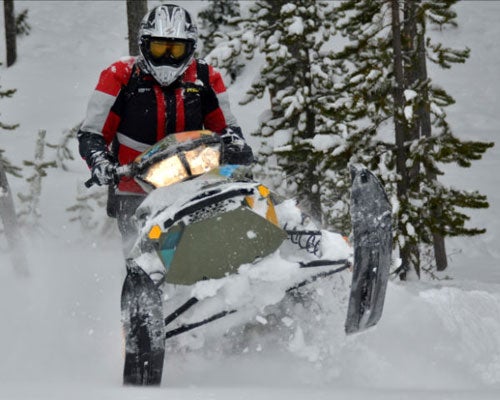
[149,40,187,60]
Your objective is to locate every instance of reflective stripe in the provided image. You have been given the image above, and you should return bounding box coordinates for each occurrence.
[116,132,151,152]
[216,91,237,126]
[80,90,117,136]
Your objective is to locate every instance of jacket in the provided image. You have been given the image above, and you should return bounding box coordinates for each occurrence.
[78,56,240,193]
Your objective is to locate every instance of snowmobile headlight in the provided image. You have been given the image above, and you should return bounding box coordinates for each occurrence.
[143,155,189,188]
[184,145,220,175]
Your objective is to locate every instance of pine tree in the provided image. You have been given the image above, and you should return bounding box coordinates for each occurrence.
[47,123,78,171]
[198,0,241,55]
[331,0,494,278]
[15,8,31,37]
[236,1,353,232]
[208,0,493,276]
[66,185,114,235]
[197,0,244,83]
[17,130,57,229]
[0,76,28,275]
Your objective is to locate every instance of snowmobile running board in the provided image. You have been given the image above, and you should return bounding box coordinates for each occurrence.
[163,260,351,340]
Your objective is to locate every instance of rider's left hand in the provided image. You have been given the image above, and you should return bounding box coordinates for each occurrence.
[221,127,254,165]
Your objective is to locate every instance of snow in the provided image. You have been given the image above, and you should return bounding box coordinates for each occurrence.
[404,106,413,121]
[311,133,341,152]
[431,101,444,116]
[404,89,418,101]
[1,1,500,399]
[287,17,304,36]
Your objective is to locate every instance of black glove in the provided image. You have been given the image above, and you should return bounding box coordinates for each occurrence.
[221,127,254,165]
[89,151,117,186]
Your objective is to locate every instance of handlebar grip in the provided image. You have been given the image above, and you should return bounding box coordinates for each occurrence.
[84,164,130,189]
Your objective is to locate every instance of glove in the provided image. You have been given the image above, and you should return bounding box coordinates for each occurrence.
[221,127,254,165]
[89,151,117,186]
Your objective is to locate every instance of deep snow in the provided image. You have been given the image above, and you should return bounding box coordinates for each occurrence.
[1,1,500,399]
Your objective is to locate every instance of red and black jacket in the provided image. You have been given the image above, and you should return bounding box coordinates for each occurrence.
[78,57,240,193]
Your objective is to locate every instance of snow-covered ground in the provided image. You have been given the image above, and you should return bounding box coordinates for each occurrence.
[1,1,500,399]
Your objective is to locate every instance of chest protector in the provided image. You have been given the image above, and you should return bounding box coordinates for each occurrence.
[112,61,211,149]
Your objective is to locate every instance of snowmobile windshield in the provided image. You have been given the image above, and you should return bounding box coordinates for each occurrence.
[141,144,220,188]
[133,130,222,191]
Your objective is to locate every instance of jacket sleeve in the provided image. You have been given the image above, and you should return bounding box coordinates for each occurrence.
[78,58,135,166]
[202,64,242,135]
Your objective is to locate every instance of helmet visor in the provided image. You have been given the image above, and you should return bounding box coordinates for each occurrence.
[150,40,186,59]
[145,38,193,67]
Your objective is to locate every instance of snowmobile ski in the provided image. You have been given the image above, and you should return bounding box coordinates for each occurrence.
[345,165,392,334]
[121,261,166,385]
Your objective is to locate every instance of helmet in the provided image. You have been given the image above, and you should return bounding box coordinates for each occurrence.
[138,4,198,86]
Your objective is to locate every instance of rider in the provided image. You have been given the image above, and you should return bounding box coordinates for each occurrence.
[77,3,253,250]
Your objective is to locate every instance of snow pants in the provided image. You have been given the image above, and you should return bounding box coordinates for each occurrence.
[115,193,145,256]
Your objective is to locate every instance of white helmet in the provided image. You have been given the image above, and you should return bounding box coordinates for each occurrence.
[138,4,198,86]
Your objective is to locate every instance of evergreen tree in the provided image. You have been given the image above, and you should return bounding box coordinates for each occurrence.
[47,123,78,171]
[198,0,241,55]
[0,77,21,184]
[331,0,494,278]
[66,185,114,235]
[197,0,244,83]
[238,1,352,232]
[208,0,493,276]
[0,76,28,275]
[15,8,31,37]
[17,130,57,229]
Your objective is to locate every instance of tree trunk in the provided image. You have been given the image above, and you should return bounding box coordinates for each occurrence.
[391,0,414,280]
[0,163,29,276]
[391,0,408,198]
[403,0,421,176]
[415,9,448,271]
[4,0,17,67]
[401,0,421,278]
[126,0,148,56]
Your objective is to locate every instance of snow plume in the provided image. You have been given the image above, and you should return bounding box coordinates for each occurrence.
[334,283,500,390]
[420,286,500,385]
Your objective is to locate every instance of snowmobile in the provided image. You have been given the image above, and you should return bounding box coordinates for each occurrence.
[85,130,392,386]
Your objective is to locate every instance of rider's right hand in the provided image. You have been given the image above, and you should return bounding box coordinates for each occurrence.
[89,151,117,186]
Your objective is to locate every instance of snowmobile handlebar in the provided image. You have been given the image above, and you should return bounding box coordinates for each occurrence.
[84,164,133,188]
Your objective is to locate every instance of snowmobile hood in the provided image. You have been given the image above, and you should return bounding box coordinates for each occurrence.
[135,172,258,233]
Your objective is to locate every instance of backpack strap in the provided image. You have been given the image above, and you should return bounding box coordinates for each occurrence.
[121,62,144,101]
[196,60,210,89]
